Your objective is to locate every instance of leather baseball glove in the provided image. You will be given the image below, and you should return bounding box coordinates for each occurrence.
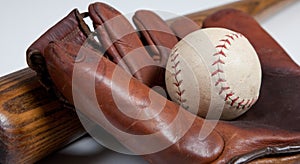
[27,2,300,163]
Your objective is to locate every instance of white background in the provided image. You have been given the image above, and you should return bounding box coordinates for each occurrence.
[0,0,300,163]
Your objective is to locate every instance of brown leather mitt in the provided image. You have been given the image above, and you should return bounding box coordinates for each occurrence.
[26,2,300,164]
[42,40,300,164]
[26,9,91,88]
[88,2,178,88]
[26,9,101,107]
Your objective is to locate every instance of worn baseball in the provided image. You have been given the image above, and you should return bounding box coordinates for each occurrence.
[165,28,261,120]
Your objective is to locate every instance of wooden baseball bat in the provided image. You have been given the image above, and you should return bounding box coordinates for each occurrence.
[0,0,296,163]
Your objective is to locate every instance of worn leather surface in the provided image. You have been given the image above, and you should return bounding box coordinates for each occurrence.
[89,2,165,87]
[44,40,300,164]
[26,9,92,102]
[133,10,178,67]
[44,41,223,163]
[169,17,201,39]
[26,3,300,163]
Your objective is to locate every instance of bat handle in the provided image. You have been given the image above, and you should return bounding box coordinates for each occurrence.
[170,0,297,26]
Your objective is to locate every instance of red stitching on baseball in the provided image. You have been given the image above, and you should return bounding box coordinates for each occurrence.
[173,79,183,88]
[176,89,185,96]
[225,34,234,40]
[212,59,225,66]
[171,52,179,62]
[225,92,234,101]
[219,87,230,95]
[211,69,224,76]
[172,61,180,68]
[170,49,189,109]
[213,50,226,57]
[248,98,256,108]
[215,78,226,86]
[232,33,239,38]
[220,39,231,46]
[216,44,228,49]
[237,99,244,109]
[212,32,255,109]
[230,97,239,106]
[173,69,182,76]
[244,99,251,108]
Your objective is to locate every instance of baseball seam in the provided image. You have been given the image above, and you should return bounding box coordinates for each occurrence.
[211,33,256,109]
[170,48,189,110]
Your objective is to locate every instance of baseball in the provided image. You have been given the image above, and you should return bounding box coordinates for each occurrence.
[165,28,261,120]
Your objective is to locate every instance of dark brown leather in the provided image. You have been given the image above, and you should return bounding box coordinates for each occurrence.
[26,9,92,91]
[43,41,300,164]
[169,17,201,39]
[202,9,300,132]
[89,2,164,87]
[133,10,178,66]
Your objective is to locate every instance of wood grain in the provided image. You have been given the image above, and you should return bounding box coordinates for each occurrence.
[0,0,297,163]
[169,0,296,26]
[0,68,85,164]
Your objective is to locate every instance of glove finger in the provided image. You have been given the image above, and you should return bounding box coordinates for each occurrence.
[169,17,201,39]
[133,10,178,67]
[88,3,130,72]
[95,24,131,72]
[44,41,225,163]
[88,2,162,87]
[26,9,95,105]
